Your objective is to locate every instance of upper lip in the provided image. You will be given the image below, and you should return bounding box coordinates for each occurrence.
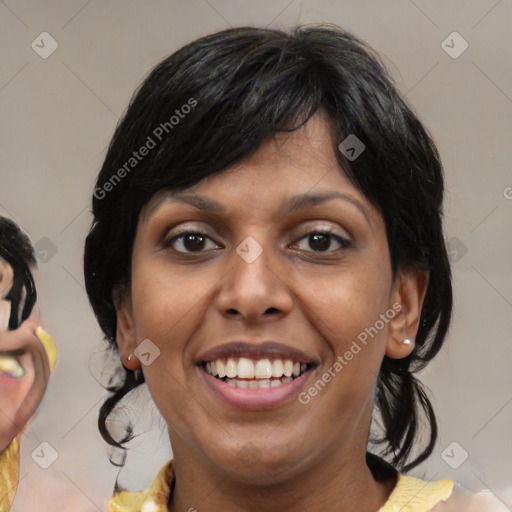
[195,341,321,365]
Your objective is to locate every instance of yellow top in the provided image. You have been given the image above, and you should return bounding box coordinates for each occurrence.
[35,326,58,373]
[0,435,21,512]
[107,460,454,512]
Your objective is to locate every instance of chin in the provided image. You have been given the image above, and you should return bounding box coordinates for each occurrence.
[207,439,307,484]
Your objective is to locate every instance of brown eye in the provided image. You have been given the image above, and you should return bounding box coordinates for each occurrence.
[292,231,351,253]
[164,231,220,254]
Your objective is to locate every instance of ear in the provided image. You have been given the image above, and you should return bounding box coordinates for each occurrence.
[113,285,141,371]
[385,267,429,359]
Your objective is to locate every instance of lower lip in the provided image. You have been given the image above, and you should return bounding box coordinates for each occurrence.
[197,366,315,411]
[0,372,26,387]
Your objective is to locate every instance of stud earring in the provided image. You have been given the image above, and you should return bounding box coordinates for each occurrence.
[127,354,133,361]
[402,338,412,345]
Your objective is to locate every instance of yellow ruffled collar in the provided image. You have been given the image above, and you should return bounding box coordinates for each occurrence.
[107,462,173,512]
[107,460,454,512]
[379,473,454,511]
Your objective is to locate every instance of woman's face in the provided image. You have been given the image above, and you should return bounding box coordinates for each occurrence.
[117,112,426,481]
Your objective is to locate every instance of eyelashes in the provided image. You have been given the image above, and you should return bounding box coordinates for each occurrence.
[164,231,220,254]
[291,231,351,253]
[162,228,352,256]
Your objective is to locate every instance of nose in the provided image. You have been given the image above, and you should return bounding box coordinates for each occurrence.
[216,238,294,324]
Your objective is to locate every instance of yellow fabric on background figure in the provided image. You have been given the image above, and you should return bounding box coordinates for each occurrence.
[0,327,57,512]
[107,461,455,512]
[35,327,58,374]
[0,435,21,512]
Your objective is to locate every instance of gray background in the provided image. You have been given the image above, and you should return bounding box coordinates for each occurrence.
[1,0,511,510]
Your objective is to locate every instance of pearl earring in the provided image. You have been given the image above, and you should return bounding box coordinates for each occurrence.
[402,338,412,345]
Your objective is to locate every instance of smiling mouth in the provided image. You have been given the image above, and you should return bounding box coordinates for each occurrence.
[0,352,26,378]
[200,357,316,389]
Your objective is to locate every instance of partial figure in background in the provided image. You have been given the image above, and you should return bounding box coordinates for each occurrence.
[0,217,57,512]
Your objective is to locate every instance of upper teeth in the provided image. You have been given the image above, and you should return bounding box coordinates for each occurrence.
[205,357,307,379]
[0,353,26,378]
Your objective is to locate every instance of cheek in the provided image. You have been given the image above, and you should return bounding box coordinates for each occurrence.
[293,259,392,399]
[130,266,191,422]
[299,264,390,345]
[130,259,216,382]
[0,356,35,421]
[131,261,198,343]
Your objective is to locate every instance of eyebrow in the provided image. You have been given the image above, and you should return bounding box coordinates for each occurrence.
[149,190,372,228]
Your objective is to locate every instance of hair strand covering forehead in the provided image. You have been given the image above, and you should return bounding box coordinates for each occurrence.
[84,23,452,472]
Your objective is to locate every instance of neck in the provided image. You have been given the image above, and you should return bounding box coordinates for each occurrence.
[169,442,396,512]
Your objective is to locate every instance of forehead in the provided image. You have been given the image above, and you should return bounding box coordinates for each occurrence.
[143,112,373,217]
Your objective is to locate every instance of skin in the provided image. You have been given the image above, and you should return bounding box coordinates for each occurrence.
[116,111,429,512]
[0,259,51,452]
[0,310,50,452]
[0,258,14,332]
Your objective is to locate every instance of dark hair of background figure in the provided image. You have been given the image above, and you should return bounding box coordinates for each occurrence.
[83,23,453,473]
[0,216,37,329]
